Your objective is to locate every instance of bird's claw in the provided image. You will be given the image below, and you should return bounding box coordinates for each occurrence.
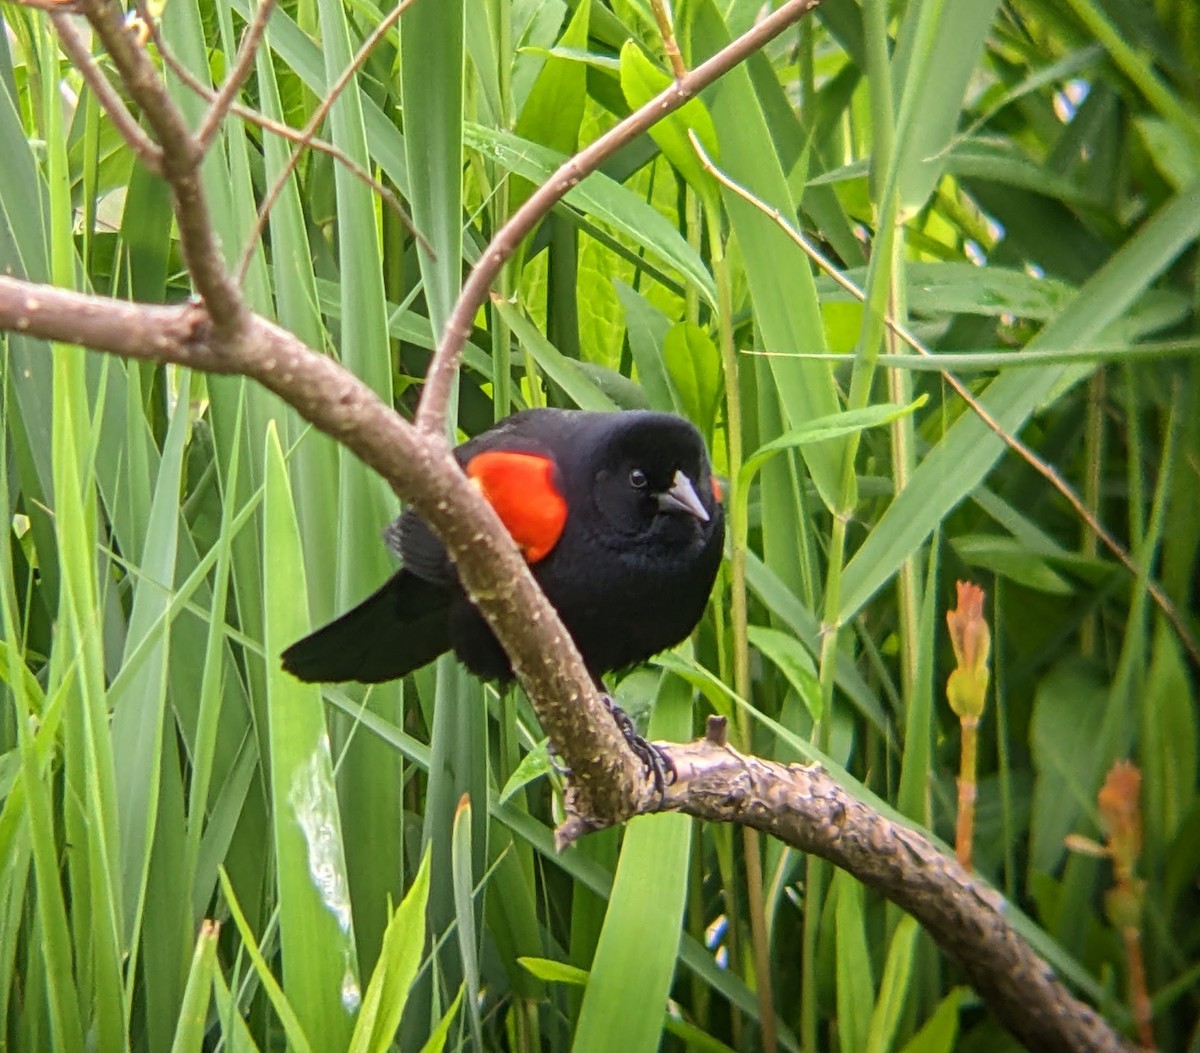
[600,694,677,798]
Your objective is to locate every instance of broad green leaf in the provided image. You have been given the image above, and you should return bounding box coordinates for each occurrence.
[950,535,1074,595]
[465,124,716,305]
[747,625,821,723]
[865,916,920,1053]
[451,795,485,1051]
[497,742,554,804]
[416,985,465,1053]
[898,988,964,1053]
[263,424,359,1048]
[401,0,464,340]
[512,0,590,209]
[889,0,1010,211]
[662,322,722,435]
[168,922,219,1053]
[348,850,432,1053]
[518,957,590,986]
[618,40,720,206]
[1141,626,1198,848]
[688,0,844,509]
[218,870,315,1053]
[1029,662,1110,875]
[494,299,619,411]
[840,180,1200,622]
[572,673,692,1053]
[834,871,874,1053]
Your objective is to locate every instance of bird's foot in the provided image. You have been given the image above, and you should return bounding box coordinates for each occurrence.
[600,694,676,797]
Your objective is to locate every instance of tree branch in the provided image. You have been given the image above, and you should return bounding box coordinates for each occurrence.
[633,721,1134,1053]
[145,20,412,234]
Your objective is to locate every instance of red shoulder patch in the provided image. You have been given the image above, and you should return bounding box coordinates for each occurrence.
[466,451,568,564]
[711,477,723,503]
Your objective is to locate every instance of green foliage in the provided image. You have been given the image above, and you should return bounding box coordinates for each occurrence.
[1,1,1199,1050]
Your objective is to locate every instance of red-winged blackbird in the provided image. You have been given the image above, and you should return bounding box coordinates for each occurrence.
[282,409,725,689]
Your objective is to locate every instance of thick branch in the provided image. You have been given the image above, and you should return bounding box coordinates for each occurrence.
[642,728,1132,1053]
[415,0,823,435]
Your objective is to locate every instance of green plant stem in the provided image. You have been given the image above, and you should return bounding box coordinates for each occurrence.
[884,238,920,704]
[708,205,777,1053]
[1080,371,1105,657]
[956,715,979,870]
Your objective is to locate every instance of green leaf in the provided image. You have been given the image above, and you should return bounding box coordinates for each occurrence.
[512,0,590,209]
[898,988,964,1053]
[572,673,693,1053]
[1029,662,1110,874]
[497,741,553,804]
[834,872,874,1053]
[465,124,716,305]
[950,535,1074,595]
[662,322,722,435]
[865,916,919,1053]
[518,956,590,986]
[348,849,432,1053]
[263,423,359,1048]
[452,795,485,1051]
[747,625,821,723]
[493,299,619,411]
[168,922,220,1053]
[1141,626,1198,847]
[618,40,720,206]
[416,985,465,1053]
[218,870,315,1053]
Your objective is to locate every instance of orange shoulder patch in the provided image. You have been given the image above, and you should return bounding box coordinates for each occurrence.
[466,451,568,564]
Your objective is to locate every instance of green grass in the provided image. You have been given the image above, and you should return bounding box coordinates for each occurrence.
[2,1,1199,1050]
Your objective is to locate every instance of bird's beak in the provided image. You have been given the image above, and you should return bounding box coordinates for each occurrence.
[656,469,710,522]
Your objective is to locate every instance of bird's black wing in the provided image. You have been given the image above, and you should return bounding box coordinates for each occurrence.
[384,511,456,585]
[281,570,454,684]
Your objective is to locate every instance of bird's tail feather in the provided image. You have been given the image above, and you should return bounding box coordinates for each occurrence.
[281,570,453,684]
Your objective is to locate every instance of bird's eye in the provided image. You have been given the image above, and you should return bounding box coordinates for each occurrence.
[629,468,648,489]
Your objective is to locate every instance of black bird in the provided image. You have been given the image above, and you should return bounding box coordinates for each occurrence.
[282,409,724,779]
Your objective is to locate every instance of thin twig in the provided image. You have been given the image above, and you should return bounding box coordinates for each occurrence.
[49,12,163,173]
[690,134,1200,668]
[649,0,687,80]
[234,0,426,284]
[415,0,824,436]
[147,23,410,228]
[196,0,278,151]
